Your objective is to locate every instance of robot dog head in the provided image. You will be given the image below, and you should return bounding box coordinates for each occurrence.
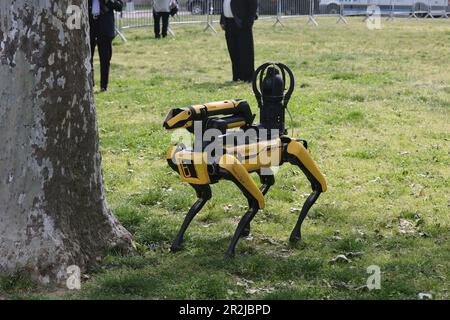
[163,107,194,130]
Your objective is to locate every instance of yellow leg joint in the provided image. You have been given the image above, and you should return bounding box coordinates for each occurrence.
[287,141,328,192]
[219,154,265,209]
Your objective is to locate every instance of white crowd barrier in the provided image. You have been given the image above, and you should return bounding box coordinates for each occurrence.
[115,0,450,41]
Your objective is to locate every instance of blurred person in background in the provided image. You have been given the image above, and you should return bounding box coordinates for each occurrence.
[153,0,178,39]
[220,0,258,82]
[89,0,124,92]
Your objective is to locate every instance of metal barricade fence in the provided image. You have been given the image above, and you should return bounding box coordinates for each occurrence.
[116,0,320,31]
[337,0,450,20]
[274,0,314,17]
[257,0,280,21]
[115,0,284,39]
[118,0,209,29]
[210,0,320,24]
[426,0,450,18]
[115,0,450,42]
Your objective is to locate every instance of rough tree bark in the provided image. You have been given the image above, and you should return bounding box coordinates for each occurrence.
[0,0,134,284]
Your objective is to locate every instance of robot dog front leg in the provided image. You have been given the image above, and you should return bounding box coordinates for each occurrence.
[240,170,275,238]
[285,140,328,242]
[170,184,211,252]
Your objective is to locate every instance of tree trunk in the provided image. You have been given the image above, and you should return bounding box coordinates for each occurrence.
[0,0,133,284]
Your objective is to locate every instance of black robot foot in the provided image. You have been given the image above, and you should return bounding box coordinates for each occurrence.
[170,244,183,253]
[289,233,301,243]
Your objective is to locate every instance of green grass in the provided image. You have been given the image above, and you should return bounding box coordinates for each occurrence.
[2,18,449,300]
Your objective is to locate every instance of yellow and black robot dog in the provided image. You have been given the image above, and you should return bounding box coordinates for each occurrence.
[163,63,327,258]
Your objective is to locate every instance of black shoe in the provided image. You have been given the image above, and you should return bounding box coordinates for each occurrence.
[100,87,108,92]
[155,34,161,39]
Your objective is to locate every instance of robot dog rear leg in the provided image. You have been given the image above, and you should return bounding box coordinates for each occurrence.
[170,184,211,252]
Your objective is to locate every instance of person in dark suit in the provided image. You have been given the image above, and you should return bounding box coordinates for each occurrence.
[220,0,258,82]
[88,0,123,92]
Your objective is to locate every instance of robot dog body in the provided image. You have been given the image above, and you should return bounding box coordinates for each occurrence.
[163,64,327,258]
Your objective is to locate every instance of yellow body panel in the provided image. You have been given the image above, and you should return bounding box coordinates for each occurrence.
[192,99,246,113]
[165,100,246,130]
[170,149,211,185]
[166,110,192,128]
[227,121,246,129]
[167,138,326,204]
[287,141,327,192]
[192,100,240,114]
[166,146,176,160]
[218,154,265,209]
[225,138,282,172]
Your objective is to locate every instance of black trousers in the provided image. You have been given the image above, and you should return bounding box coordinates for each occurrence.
[153,11,170,38]
[224,18,255,82]
[90,20,114,90]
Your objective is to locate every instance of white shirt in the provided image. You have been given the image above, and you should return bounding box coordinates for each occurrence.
[223,0,234,18]
[153,0,172,13]
[92,0,100,17]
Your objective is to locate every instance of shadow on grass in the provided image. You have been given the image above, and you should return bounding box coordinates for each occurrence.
[8,202,443,300]
[76,247,328,299]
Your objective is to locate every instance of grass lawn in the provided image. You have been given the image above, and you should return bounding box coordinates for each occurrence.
[1,17,449,300]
